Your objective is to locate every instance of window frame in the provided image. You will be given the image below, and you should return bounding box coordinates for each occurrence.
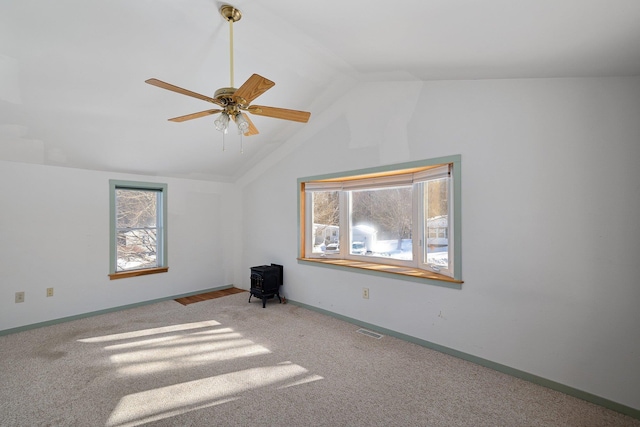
[109,180,168,280]
[298,155,462,287]
[415,164,455,278]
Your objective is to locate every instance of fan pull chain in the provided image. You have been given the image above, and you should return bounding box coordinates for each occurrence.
[240,133,243,154]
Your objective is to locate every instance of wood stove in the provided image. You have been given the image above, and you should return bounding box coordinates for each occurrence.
[249,264,283,308]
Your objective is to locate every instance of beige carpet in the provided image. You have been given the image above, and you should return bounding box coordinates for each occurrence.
[0,292,638,427]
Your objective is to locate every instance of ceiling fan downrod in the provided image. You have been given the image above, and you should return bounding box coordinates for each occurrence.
[220,5,242,89]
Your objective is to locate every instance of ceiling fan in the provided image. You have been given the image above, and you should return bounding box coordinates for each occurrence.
[145,4,311,138]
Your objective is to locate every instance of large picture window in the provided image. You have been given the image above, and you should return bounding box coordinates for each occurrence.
[299,156,461,285]
[109,180,168,279]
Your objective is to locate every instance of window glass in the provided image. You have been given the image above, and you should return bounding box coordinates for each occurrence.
[311,191,340,254]
[115,188,160,271]
[349,186,412,260]
[424,177,450,271]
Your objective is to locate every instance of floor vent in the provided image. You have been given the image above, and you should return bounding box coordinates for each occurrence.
[356,328,383,339]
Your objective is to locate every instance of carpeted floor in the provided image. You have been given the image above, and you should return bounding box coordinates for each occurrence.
[0,292,638,426]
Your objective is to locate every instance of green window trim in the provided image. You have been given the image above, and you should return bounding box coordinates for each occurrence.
[109,180,168,279]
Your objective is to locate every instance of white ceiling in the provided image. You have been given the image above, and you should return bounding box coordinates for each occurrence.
[1,0,639,182]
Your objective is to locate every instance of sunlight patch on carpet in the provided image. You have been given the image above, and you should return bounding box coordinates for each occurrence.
[106,363,322,427]
[78,320,221,343]
[102,328,240,351]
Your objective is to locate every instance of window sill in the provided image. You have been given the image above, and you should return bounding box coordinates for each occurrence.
[297,258,462,289]
[109,267,169,280]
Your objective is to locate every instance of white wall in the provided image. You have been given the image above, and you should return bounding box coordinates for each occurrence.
[0,161,241,330]
[239,77,640,410]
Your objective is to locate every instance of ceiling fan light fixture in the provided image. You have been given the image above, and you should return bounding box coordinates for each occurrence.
[235,113,250,134]
[214,111,230,132]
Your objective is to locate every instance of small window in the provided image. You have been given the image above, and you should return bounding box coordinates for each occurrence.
[299,156,461,285]
[109,180,168,279]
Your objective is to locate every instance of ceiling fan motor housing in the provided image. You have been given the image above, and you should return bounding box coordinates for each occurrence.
[214,87,236,105]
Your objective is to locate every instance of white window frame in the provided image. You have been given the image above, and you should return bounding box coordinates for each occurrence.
[415,164,454,278]
[298,155,461,285]
[109,180,168,279]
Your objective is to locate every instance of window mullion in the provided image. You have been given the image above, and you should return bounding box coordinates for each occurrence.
[304,192,312,257]
[156,191,163,263]
[340,190,349,257]
[413,182,422,268]
[446,174,454,277]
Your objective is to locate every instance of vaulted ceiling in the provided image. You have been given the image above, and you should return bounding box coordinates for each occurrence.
[1,0,639,182]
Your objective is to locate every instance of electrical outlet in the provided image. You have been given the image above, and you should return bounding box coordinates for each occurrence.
[15,292,25,303]
[47,287,54,297]
[362,288,369,299]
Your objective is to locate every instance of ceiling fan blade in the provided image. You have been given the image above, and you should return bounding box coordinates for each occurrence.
[233,74,275,105]
[247,105,311,123]
[145,78,224,106]
[168,109,223,123]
